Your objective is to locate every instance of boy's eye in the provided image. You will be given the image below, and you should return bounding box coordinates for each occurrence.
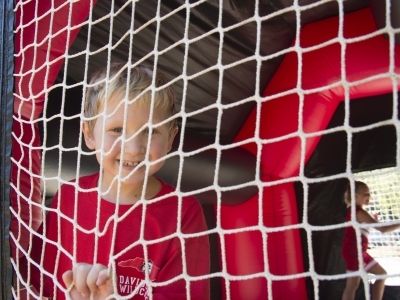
[143,128,157,135]
[112,128,123,133]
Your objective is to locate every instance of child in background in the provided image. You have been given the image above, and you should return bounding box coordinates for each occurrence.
[341,181,400,300]
[25,62,210,299]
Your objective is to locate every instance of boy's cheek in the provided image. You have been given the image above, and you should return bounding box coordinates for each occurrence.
[98,136,119,150]
[111,138,121,149]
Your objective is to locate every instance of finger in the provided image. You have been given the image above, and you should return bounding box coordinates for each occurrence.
[73,263,92,298]
[96,268,111,286]
[62,270,74,289]
[86,264,108,293]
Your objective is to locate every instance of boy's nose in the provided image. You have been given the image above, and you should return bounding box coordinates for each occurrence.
[123,134,146,155]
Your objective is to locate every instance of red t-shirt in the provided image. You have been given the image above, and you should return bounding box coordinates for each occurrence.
[25,173,210,299]
[342,206,370,266]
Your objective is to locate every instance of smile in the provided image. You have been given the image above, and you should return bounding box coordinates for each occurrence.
[122,161,140,167]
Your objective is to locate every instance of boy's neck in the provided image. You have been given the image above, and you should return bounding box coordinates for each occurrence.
[99,176,162,205]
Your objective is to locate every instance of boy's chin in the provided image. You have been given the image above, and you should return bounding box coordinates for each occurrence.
[105,163,163,183]
[119,171,146,183]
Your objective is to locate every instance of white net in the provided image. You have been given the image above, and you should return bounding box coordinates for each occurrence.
[8,0,400,300]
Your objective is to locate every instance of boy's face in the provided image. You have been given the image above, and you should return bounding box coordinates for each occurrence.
[83,98,178,189]
[356,186,371,207]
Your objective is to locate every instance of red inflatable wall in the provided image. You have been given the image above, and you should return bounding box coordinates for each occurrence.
[11,0,96,259]
[223,7,400,299]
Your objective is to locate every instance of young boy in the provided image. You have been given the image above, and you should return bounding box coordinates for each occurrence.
[24,63,210,299]
[341,181,400,300]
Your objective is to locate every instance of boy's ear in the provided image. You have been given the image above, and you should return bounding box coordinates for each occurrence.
[168,126,179,152]
[82,122,95,150]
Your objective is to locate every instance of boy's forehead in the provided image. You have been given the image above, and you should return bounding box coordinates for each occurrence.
[106,92,165,108]
[100,97,170,120]
[357,186,369,193]
[100,96,147,112]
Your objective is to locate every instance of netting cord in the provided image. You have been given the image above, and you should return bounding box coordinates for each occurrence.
[10,0,97,258]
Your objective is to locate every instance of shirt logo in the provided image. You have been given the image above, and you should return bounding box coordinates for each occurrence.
[118,257,160,281]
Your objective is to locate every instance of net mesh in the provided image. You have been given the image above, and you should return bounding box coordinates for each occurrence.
[8,0,400,299]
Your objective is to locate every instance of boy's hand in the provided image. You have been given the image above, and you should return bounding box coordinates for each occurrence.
[371,212,380,221]
[62,263,114,299]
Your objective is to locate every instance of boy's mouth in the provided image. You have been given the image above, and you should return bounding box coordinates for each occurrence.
[121,161,140,167]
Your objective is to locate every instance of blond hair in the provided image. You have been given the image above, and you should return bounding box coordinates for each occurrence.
[343,181,368,208]
[83,62,177,133]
